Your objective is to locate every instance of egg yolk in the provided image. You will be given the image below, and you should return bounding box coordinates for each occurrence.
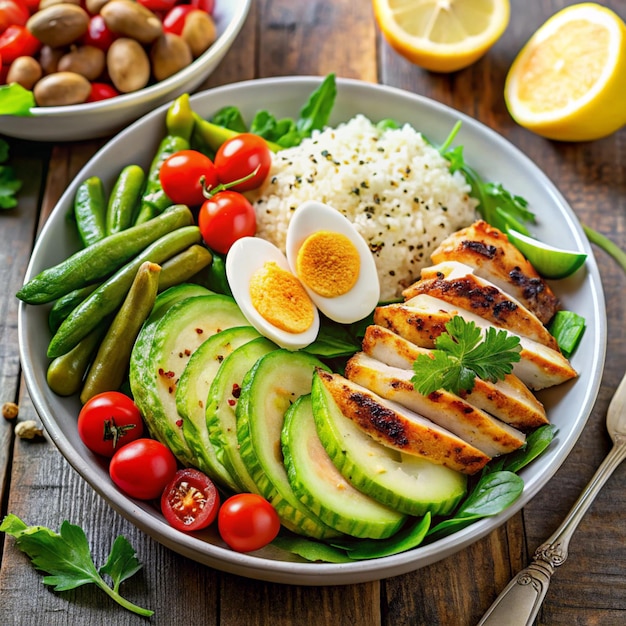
[295,231,360,298]
[249,261,316,334]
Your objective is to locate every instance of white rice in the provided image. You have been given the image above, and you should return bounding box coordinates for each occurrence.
[250,114,478,301]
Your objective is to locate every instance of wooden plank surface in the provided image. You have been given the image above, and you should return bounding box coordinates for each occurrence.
[1,1,625,624]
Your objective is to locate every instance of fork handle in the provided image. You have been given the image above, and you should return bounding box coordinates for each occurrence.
[477,441,626,626]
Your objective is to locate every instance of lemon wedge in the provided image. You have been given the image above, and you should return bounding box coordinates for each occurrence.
[504,3,626,141]
[505,228,587,280]
[371,0,510,73]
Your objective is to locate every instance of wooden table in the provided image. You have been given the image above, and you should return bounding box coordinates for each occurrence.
[1,1,625,624]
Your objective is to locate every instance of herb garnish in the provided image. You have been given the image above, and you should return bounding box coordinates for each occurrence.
[439,121,535,235]
[411,316,522,396]
[0,514,153,617]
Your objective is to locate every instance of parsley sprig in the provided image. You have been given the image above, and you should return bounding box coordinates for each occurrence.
[0,514,153,617]
[411,316,522,396]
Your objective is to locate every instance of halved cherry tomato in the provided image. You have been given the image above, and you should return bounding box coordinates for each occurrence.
[198,190,256,254]
[161,468,220,532]
[162,4,196,35]
[159,149,219,206]
[81,14,116,51]
[0,1,29,33]
[0,25,40,63]
[190,0,215,15]
[87,82,120,102]
[218,493,280,552]
[109,438,178,500]
[214,133,272,192]
[137,0,177,11]
[78,391,144,457]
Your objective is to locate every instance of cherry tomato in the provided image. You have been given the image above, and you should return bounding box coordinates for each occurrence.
[198,190,256,254]
[218,493,280,552]
[214,133,272,192]
[0,25,40,63]
[0,1,29,32]
[78,392,144,457]
[190,0,215,14]
[159,149,219,206]
[87,82,119,102]
[109,438,178,500]
[161,468,220,532]
[137,0,177,10]
[81,15,116,51]
[162,5,196,35]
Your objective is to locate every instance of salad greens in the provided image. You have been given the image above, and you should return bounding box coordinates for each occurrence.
[208,73,337,149]
[0,514,153,616]
[0,84,35,116]
[0,138,23,209]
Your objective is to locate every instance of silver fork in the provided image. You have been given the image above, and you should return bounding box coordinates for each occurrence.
[477,370,626,626]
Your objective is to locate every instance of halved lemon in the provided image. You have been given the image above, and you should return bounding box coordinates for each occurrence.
[505,228,587,280]
[371,0,510,73]
[505,3,626,141]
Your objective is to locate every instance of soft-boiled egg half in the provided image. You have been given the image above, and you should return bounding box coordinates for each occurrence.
[226,237,320,350]
[226,201,380,350]
[285,201,380,324]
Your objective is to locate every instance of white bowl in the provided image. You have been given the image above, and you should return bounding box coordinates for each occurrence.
[0,0,250,142]
[19,76,607,585]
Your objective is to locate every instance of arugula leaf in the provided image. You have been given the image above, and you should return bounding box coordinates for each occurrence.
[411,316,521,396]
[0,138,22,209]
[0,514,153,617]
[438,123,535,234]
[0,83,35,116]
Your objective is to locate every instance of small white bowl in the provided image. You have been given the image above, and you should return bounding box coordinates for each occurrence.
[0,0,250,142]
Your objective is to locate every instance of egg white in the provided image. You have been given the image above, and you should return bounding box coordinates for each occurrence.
[226,236,320,350]
[285,201,381,324]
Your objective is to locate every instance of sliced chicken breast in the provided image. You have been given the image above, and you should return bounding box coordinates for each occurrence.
[374,295,577,390]
[315,369,491,475]
[430,220,560,324]
[361,325,549,430]
[403,260,559,350]
[345,352,526,457]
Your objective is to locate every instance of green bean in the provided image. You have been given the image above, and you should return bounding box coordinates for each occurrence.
[46,325,107,397]
[47,226,201,358]
[106,164,145,235]
[74,176,107,247]
[133,135,189,225]
[48,284,99,333]
[80,262,161,404]
[17,204,194,305]
[158,244,213,292]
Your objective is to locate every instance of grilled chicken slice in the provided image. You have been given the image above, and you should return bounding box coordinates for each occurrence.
[403,260,559,350]
[361,325,548,430]
[430,220,560,324]
[374,294,577,390]
[345,352,526,457]
[315,369,490,475]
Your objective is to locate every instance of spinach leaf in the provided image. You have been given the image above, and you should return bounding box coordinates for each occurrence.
[210,105,247,132]
[427,471,524,542]
[295,73,337,137]
[331,514,431,560]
